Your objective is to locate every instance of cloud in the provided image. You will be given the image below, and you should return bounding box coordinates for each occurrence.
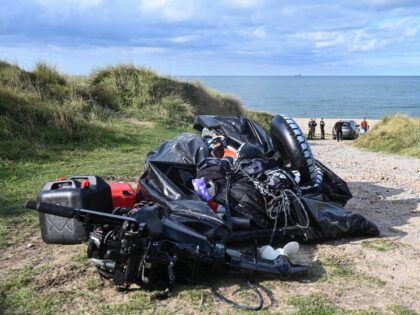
[171,35,198,43]
[253,26,267,38]
[0,0,419,74]
[290,14,420,53]
[365,0,420,9]
[227,0,265,8]
[36,0,103,10]
[404,27,417,36]
[138,0,198,22]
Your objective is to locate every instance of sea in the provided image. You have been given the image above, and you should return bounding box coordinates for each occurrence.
[179,76,420,119]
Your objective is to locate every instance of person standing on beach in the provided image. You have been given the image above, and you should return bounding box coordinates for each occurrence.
[311,119,317,139]
[334,121,343,142]
[320,118,325,139]
[360,118,369,133]
[307,119,313,139]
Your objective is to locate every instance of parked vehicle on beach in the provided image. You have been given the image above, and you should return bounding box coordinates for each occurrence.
[332,120,360,140]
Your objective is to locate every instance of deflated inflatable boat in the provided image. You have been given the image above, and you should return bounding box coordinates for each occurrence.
[139,114,379,242]
[25,114,379,309]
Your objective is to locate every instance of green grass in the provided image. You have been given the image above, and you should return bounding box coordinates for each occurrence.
[387,304,418,315]
[0,120,182,249]
[0,263,61,314]
[98,291,151,314]
[361,239,400,252]
[287,293,383,315]
[354,114,420,158]
[0,260,115,315]
[288,294,341,315]
[71,246,89,264]
[318,257,386,286]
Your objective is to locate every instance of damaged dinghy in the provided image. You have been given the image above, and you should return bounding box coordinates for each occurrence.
[139,114,379,243]
[25,114,379,309]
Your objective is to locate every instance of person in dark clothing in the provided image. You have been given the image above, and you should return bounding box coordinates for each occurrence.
[311,119,317,139]
[307,119,313,139]
[320,118,325,139]
[334,121,343,142]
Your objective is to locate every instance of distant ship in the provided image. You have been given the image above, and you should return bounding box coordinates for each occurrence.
[294,74,302,77]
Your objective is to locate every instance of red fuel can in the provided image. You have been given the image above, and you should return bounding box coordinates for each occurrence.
[110,183,137,208]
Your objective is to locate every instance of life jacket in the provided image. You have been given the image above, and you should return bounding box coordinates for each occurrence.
[223,148,237,159]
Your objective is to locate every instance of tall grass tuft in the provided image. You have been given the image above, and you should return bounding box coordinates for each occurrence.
[0,61,113,160]
[90,64,244,121]
[354,114,420,158]
[0,61,245,161]
[90,64,160,111]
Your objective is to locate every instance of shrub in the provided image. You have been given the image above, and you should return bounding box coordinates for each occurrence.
[90,64,160,111]
[354,114,420,158]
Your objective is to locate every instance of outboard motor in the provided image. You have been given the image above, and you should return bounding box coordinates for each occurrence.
[25,200,308,291]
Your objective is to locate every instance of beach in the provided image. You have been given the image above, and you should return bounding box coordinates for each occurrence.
[290,138,420,311]
[294,117,379,137]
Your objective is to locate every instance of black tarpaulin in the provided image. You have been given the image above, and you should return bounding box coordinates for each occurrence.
[138,116,379,243]
[146,133,209,164]
[139,133,231,241]
[301,197,379,241]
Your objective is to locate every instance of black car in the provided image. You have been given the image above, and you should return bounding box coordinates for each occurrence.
[332,120,360,140]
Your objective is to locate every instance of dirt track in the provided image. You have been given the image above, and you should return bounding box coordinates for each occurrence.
[1,139,419,314]
[304,139,420,311]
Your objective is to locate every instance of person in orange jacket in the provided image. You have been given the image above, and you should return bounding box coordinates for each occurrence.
[360,118,369,133]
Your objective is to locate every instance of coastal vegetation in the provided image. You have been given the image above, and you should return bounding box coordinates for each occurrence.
[0,61,242,161]
[354,114,420,158]
[0,61,418,314]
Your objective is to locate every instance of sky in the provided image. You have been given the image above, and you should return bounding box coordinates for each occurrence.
[1,0,420,75]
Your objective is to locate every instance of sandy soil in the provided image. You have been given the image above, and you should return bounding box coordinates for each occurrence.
[1,136,419,314]
[295,139,420,311]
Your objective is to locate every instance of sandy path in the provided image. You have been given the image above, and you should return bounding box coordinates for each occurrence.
[300,139,420,311]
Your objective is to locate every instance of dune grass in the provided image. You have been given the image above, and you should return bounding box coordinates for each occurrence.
[90,64,243,117]
[354,114,420,158]
[0,61,244,161]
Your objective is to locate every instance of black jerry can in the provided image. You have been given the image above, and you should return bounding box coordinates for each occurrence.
[37,175,112,244]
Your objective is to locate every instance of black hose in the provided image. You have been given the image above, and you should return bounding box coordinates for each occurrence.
[25,200,76,218]
[211,281,264,311]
